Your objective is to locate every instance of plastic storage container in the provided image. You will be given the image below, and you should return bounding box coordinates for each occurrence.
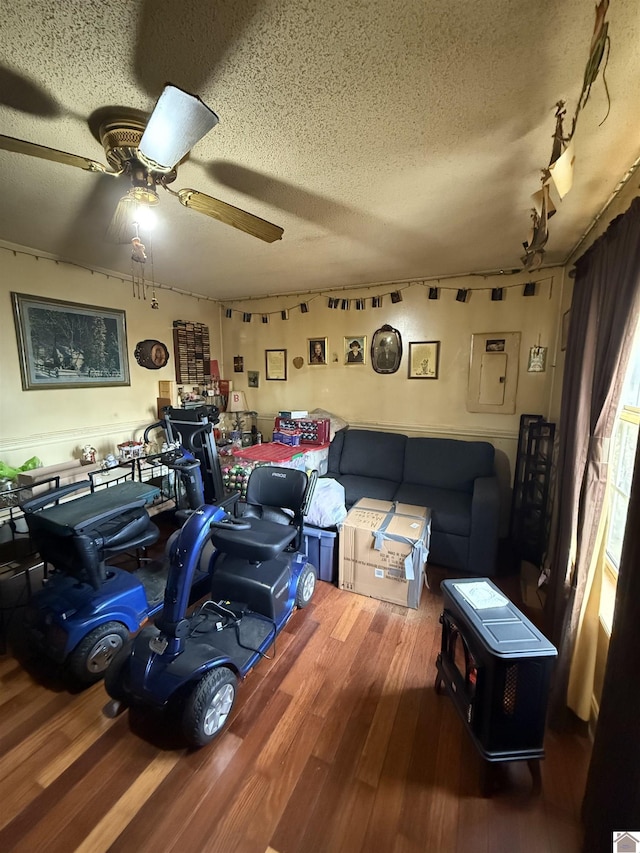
[302,524,338,584]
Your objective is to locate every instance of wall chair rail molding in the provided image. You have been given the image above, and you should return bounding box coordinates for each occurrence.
[0,420,151,458]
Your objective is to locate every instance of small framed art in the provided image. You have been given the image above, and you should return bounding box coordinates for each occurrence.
[344,336,366,364]
[308,338,327,365]
[265,349,287,380]
[408,341,440,379]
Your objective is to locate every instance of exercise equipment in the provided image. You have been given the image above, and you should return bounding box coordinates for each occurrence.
[146,405,226,508]
[105,466,318,747]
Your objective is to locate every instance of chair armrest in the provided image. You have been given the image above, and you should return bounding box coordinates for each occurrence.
[20,479,91,513]
[469,475,501,575]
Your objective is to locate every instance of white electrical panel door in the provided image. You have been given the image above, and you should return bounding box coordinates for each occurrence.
[467,332,520,413]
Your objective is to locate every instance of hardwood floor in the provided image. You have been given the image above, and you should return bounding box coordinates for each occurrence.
[0,550,591,853]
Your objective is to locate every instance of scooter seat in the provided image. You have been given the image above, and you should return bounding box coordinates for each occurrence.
[210,518,297,563]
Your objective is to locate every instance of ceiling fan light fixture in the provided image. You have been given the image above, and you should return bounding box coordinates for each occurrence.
[128,185,159,206]
[138,84,219,173]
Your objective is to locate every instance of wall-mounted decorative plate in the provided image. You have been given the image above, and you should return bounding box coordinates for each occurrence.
[134,339,170,370]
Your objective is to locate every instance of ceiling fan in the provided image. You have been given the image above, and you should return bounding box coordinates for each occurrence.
[0,84,284,244]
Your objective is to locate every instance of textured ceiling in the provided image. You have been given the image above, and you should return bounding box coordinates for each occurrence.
[1,0,640,302]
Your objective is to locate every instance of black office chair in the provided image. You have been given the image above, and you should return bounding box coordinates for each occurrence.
[21,480,160,591]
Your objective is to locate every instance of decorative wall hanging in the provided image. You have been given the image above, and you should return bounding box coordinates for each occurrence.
[247,370,260,388]
[344,336,366,364]
[408,341,440,379]
[371,325,402,374]
[172,319,210,384]
[292,356,304,369]
[527,345,548,373]
[265,349,287,380]
[521,0,611,271]
[308,338,327,365]
[134,339,169,370]
[233,355,244,373]
[11,292,130,390]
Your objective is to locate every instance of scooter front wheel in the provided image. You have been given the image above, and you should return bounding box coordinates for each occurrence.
[104,641,133,702]
[182,667,237,747]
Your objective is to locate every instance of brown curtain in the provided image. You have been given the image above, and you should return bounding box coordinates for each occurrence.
[544,195,640,727]
[581,436,640,850]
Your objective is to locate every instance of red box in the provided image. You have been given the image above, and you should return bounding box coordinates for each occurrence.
[274,417,330,445]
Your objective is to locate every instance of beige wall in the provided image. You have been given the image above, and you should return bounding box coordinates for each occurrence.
[220,269,566,531]
[1,245,566,533]
[0,248,222,468]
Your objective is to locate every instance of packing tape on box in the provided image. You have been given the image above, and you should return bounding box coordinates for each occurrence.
[371,506,429,581]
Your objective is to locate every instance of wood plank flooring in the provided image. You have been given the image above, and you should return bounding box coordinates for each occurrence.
[0,557,591,853]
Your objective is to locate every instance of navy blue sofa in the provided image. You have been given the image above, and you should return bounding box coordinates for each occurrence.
[324,428,500,576]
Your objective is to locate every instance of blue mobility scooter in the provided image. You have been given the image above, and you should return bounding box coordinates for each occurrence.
[105,465,318,747]
[21,438,229,685]
[21,404,233,685]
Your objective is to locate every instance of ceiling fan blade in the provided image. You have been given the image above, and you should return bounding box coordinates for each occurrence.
[104,194,144,244]
[0,134,107,172]
[176,188,283,243]
[138,85,218,173]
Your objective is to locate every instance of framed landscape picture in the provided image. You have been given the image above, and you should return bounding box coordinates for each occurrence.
[11,292,130,390]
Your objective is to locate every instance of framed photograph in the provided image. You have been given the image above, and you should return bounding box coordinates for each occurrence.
[308,337,328,365]
[344,336,366,364]
[408,340,440,379]
[371,324,402,374]
[11,292,130,390]
[265,348,287,380]
[247,370,260,388]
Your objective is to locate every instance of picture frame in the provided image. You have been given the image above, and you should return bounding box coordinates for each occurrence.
[344,336,367,365]
[308,337,328,365]
[11,292,130,390]
[371,324,402,374]
[247,370,260,388]
[408,340,440,379]
[265,348,287,380]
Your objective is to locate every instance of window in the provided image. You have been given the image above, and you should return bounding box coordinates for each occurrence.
[601,322,640,632]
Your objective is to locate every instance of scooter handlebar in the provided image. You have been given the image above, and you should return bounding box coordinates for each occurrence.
[210,516,252,531]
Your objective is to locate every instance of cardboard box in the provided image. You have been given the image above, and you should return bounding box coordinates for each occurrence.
[338,499,431,608]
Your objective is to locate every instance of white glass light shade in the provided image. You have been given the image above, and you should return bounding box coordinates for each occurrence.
[138,85,219,172]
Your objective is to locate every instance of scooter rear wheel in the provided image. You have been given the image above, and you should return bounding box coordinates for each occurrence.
[182,667,237,747]
[67,622,129,685]
[295,563,317,608]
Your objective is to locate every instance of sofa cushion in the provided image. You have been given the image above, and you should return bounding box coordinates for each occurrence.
[403,438,494,493]
[333,474,399,508]
[393,483,472,536]
[339,429,406,482]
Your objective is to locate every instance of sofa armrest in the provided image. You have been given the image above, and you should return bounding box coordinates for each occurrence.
[468,475,500,575]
